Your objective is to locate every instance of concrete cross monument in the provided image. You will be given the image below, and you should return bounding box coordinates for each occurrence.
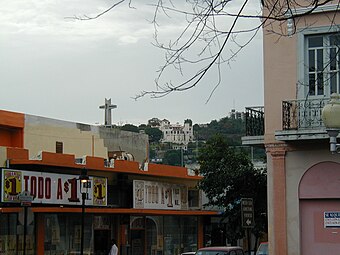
[99,98,117,126]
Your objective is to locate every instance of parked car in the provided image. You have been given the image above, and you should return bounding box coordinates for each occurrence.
[195,246,244,255]
[181,252,196,255]
[256,242,268,255]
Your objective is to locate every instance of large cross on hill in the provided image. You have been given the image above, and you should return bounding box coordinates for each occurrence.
[99,98,117,126]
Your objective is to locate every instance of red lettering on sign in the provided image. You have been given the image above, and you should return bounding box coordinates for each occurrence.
[45,177,51,199]
[31,176,37,197]
[38,177,44,199]
[23,175,29,191]
[57,178,63,199]
[68,178,80,203]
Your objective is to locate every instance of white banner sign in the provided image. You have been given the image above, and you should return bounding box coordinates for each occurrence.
[133,180,188,210]
[1,169,107,206]
[324,212,340,228]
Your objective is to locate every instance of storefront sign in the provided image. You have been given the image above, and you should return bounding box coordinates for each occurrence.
[133,180,188,210]
[1,169,107,206]
[324,211,340,228]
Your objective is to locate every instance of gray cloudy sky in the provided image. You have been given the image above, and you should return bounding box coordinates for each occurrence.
[0,0,263,126]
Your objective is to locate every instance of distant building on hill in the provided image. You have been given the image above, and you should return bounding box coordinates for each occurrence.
[148,118,194,147]
[229,109,245,120]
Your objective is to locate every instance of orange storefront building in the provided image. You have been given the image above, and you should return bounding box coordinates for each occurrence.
[0,110,219,255]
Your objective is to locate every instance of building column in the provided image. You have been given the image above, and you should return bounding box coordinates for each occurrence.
[266,144,287,255]
[36,214,45,255]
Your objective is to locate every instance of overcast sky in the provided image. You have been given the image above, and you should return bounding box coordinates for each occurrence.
[0,0,263,126]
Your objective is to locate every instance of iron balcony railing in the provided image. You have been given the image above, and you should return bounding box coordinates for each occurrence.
[245,107,265,136]
[282,97,329,130]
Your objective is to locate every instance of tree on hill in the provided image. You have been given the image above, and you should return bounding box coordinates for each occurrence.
[162,149,182,166]
[120,124,139,133]
[144,127,163,143]
[194,117,245,145]
[198,134,267,249]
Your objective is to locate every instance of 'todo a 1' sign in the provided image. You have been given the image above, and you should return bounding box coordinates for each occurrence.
[241,198,254,228]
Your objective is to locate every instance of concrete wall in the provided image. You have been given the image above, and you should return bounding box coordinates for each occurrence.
[24,114,148,163]
[99,127,148,163]
[25,115,107,159]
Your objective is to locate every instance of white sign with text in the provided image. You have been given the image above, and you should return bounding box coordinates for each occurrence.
[1,169,107,206]
[133,180,188,210]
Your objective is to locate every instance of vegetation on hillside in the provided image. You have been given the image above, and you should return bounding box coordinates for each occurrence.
[119,115,265,165]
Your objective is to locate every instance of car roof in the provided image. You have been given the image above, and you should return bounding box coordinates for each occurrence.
[198,246,243,251]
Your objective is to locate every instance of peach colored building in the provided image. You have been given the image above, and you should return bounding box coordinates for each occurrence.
[243,2,340,255]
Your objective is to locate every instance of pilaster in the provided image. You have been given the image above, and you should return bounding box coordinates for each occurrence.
[266,144,288,255]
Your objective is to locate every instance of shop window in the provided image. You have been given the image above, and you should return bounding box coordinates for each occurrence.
[0,213,32,255]
[146,216,163,255]
[180,216,198,253]
[164,216,181,255]
[44,214,93,254]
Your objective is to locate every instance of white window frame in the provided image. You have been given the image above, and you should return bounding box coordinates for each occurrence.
[298,26,340,100]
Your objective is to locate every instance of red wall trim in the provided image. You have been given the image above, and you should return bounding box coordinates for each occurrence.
[27,207,219,215]
[0,110,24,128]
[7,148,202,180]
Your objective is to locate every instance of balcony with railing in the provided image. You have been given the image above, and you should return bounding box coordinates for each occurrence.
[242,98,331,145]
[276,97,329,141]
[242,106,265,146]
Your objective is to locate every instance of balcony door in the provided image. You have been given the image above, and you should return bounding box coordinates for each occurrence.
[296,33,340,129]
[307,33,340,98]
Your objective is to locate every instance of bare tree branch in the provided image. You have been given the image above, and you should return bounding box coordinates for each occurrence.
[69,0,340,101]
[65,0,129,21]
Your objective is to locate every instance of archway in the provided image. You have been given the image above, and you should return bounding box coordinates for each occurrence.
[299,161,340,255]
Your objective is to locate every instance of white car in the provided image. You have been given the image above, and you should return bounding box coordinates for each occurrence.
[256,242,268,255]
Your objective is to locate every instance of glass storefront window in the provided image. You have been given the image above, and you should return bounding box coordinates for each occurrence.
[130,215,197,255]
[146,216,163,255]
[44,214,117,255]
[164,216,181,255]
[0,212,35,255]
[44,213,93,255]
[180,216,197,253]
[0,214,18,255]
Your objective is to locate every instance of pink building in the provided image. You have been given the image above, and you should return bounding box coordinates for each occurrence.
[243,2,340,255]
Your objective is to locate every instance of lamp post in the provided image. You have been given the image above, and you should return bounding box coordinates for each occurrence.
[18,191,34,255]
[79,168,90,255]
[321,93,340,153]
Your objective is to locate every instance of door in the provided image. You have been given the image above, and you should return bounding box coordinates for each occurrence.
[131,229,145,255]
[301,200,340,255]
[94,230,110,255]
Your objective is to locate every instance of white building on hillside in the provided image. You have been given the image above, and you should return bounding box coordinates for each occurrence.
[158,119,194,147]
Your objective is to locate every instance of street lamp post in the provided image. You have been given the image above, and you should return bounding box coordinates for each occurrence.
[79,168,90,255]
[322,93,340,153]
